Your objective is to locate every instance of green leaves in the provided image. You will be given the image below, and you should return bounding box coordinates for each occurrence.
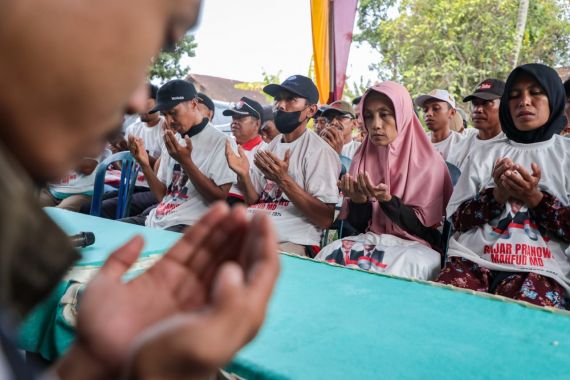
[149,35,197,83]
[355,0,570,103]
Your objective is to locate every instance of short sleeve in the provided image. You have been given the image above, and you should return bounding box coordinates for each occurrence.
[303,146,341,204]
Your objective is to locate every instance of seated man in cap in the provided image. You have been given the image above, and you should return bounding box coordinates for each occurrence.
[352,96,366,143]
[447,79,507,171]
[125,79,237,232]
[39,155,103,212]
[313,106,329,135]
[223,97,267,205]
[226,75,341,256]
[88,83,167,219]
[320,100,361,160]
[197,92,215,122]
[259,104,279,143]
[415,89,464,161]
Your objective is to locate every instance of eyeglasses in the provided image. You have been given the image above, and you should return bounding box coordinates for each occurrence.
[326,114,354,123]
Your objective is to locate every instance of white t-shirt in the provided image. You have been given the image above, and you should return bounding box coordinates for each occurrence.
[341,140,361,159]
[462,127,479,137]
[446,136,570,292]
[427,130,464,161]
[229,136,267,200]
[447,131,507,172]
[49,156,103,196]
[125,117,166,158]
[248,129,341,246]
[146,124,237,229]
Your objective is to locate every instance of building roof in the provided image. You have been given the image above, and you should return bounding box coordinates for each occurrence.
[186,73,269,105]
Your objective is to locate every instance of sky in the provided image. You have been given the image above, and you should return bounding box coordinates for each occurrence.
[184,0,382,91]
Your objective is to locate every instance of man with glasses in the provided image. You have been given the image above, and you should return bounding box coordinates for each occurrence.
[223,97,266,205]
[125,79,237,231]
[320,100,361,160]
[226,75,341,257]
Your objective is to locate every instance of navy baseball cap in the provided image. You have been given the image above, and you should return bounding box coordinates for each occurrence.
[223,97,263,120]
[148,84,158,100]
[150,79,198,113]
[463,79,505,102]
[263,75,319,104]
[262,105,274,122]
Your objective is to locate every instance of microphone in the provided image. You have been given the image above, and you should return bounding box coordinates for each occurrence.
[69,232,96,248]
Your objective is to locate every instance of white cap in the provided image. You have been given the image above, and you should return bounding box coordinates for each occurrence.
[414,89,456,109]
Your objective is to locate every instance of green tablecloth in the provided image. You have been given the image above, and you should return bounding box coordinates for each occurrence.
[19,209,570,379]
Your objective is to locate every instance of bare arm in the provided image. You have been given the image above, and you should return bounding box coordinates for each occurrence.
[129,136,167,201]
[164,132,230,203]
[76,158,99,175]
[279,176,335,228]
[254,150,334,229]
[225,141,261,205]
[178,156,232,203]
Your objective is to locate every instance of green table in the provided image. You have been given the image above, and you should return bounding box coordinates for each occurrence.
[20,209,570,379]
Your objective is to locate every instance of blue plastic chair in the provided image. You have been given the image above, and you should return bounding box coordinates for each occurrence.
[90,151,140,219]
[441,161,462,266]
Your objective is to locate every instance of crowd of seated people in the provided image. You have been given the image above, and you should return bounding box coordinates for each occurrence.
[44,64,570,309]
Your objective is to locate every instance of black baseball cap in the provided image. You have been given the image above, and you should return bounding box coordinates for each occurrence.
[148,84,158,100]
[150,79,198,113]
[262,105,274,122]
[313,106,328,119]
[223,96,263,120]
[263,75,319,104]
[463,79,505,102]
[197,92,215,116]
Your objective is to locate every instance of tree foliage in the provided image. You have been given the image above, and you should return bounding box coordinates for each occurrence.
[234,70,283,102]
[355,0,570,100]
[149,35,197,83]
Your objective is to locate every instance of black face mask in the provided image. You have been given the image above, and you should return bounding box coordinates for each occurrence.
[274,108,308,134]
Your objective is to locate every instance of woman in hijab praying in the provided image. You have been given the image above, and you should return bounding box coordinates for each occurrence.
[316,81,453,281]
[437,63,570,308]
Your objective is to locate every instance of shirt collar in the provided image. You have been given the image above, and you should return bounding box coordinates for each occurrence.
[183,117,209,138]
[241,135,263,151]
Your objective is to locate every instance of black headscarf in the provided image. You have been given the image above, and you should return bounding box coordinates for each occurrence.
[499,63,566,144]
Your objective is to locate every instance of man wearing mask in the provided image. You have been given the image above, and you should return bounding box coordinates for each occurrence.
[126,79,237,231]
[448,79,508,171]
[415,89,463,161]
[223,97,266,205]
[0,0,279,378]
[226,75,341,257]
